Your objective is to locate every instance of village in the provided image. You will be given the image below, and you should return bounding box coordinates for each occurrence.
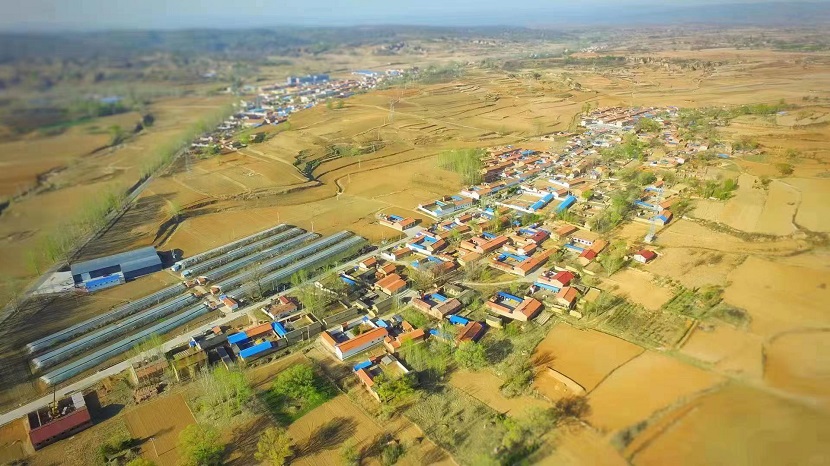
[0,101,740,466]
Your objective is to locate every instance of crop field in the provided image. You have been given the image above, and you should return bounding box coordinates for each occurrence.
[449,369,550,415]
[723,256,830,338]
[603,269,675,311]
[0,418,30,464]
[124,393,196,466]
[763,330,830,404]
[596,300,692,350]
[0,95,233,303]
[679,324,764,379]
[285,394,452,466]
[532,323,644,395]
[627,384,830,466]
[587,352,725,434]
[539,424,628,466]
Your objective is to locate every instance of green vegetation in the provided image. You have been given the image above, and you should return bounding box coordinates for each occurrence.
[177,424,224,466]
[635,117,662,133]
[589,186,640,233]
[733,136,760,151]
[399,339,453,382]
[599,240,629,276]
[598,299,690,349]
[662,285,725,318]
[777,162,794,176]
[125,458,157,466]
[340,439,361,466]
[693,177,738,200]
[255,427,294,466]
[437,148,486,184]
[381,441,406,466]
[581,291,624,319]
[96,432,135,465]
[374,373,418,406]
[194,366,253,422]
[454,341,487,370]
[400,307,431,329]
[40,186,127,263]
[264,364,335,424]
[601,133,647,162]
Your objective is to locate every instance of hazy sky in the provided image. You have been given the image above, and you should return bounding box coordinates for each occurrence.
[0,0,825,31]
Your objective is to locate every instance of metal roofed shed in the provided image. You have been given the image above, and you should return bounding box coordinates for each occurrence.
[71,246,162,289]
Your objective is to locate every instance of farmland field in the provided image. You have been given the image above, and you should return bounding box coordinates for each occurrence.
[124,393,196,466]
[532,323,644,394]
[588,352,725,433]
[628,384,830,466]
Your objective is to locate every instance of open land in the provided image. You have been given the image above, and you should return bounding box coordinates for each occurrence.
[1,24,830,466]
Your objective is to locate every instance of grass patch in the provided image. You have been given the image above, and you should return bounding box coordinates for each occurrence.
[598,299,690,349]
[260,363,336,425]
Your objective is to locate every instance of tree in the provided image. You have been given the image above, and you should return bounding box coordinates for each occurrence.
[598,240,628,276]
[454,341,487,370]
[126,458,157,466]
[581,189,594,201]
[776,162,794,176]
[177,424,224,466]
[273,364,318,400]
[374,373,417,405]
[108,124,128,146]
[635,117,661,133]
[381,442,405,466]
[255,427,293,466]
[341,439,361,466]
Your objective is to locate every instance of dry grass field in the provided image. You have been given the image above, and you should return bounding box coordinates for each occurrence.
[532,323,644,394]
[449,369,550,414]
[124,393,196,466]
[588,352,725,433]
[627,384,830,466]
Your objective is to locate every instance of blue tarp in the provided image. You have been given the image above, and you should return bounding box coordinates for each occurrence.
[272,322,287,337]
[497,291,523,303]
[239,341,273,359]
[430,293,447,302]
[448,315,469,325]
[341,276,358,286]
[227,332,249,345]
[534,282,560,292]
[353,360,373,371]
[389,215,403,221]
[376,319,389,328]
[565,244,584,253]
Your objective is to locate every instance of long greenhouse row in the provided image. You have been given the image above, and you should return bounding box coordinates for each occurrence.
[182,227,306,278]
[212,231,354,292]
[36,227,367,386]
[39,303,212,386]
[26,283,185,354]
[172,223,291,270]
[31,293,201,370]
[27,225,310,356]
[203,232,319,282]
[231,235,367,298]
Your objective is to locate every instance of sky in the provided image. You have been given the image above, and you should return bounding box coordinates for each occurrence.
[0,0,826,31]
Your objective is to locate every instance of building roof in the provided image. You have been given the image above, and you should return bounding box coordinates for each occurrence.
[556,286,579,305]
[636,249,657,261]
[245,323,274,339]
[456,321,486,343]
[71,246,161,276]
[338,327,388,354]
[28,407,91,446]
[356,368,375,387]
[579,249,598,260]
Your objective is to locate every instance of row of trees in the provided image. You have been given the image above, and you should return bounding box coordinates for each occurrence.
[437,148,486,185]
